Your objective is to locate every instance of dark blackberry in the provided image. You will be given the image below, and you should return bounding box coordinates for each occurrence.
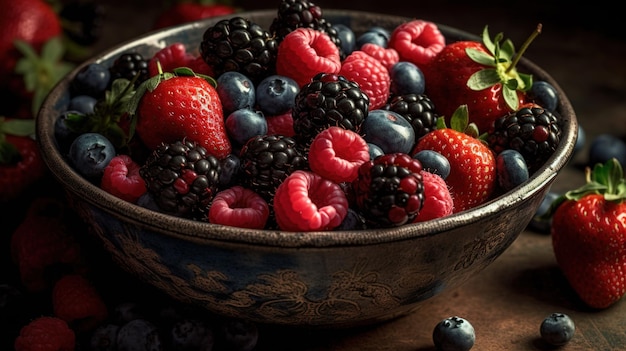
[352,153,424,228]
[239,134,307,203]
[292,73,369,149]
[385,93,439,140]
[109,52,150,87]
[140,139,221,220]
[270,0,344,58]
[487,106,562,172]
[200,17,278,84]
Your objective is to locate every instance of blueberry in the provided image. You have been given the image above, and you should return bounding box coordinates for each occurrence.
[225,109,268,146]
[356,26,390,48]
[54,110,84,153]
[255,75,299,116]
[527,190,560,234]
[137,193,162,212]
[217,318,258,351]
[496,149,529,191]
[574,124,586,157]
[432,316,475,351]
[216,71,256,116]
[390,61,426,96]
[361,109,415,154]
[529,81,559,112]
[90,324,119,351]
[588,133,626,167]
[540,313,575,346]
[68,132,116,179]
[71,62,110,98]
[333,23,356,55]
[219,153,241,187]
[335,208,366,230]
[116,319,162,351]
[68,95,98,114]
[367,142,384,160]
[170,318,214,351]
[413,150,451,179]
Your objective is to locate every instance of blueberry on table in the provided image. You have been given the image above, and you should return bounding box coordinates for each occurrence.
[432,316,475,351]
[527,190,560,234]
[540,312,575,346]
[588,133,626,168]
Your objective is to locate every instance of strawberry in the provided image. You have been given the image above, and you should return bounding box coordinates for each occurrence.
[423,25,539,133]
[548,158,626,309]
[129,67,231,159]
[153,1,237,29]
[412,106,496,212]
[0,118,48,202]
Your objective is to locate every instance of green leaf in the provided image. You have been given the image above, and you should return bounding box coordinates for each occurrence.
[499,39,515,61]
[466,48,495,66]
[467,69,500,90]
[41,37,65,63]
[502,86,519,110]
[0,118,36,136]
[449,105,469,132]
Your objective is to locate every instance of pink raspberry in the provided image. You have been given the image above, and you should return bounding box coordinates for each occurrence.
[273,170,348,231]
[265,110,295,137]
[388,20,446,67]
[208,186,269,229]
[148,42,197,76]
[339,50,390,110]
[101,155,146,203]
[276,28,341,88]
[413,171,454,222]
[359,43,399,71]
[308,126,370,183]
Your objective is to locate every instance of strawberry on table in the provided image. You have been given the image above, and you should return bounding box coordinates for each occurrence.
[548,158,626,309]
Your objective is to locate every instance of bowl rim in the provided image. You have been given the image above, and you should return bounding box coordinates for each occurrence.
[36,9,578,248]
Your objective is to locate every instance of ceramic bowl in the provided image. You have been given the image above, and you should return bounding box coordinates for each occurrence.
[36,9,577,328]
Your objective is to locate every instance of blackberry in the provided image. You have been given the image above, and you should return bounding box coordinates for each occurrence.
[239,134,307,203]
[487,106,562,172]
[385,93,439,140]
[352,153,424,228]
[108,52,150,87]
[270,0,344,58]
[140,139,221,220]
[292,73,369,149]
[200,17,278,84]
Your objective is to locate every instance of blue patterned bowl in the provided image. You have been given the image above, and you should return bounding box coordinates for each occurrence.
[36,9,577,328]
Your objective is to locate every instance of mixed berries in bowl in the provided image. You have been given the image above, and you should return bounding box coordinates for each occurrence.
[36,3,577,328]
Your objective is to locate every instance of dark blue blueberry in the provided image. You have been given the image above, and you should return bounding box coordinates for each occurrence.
[529,80,559,112]
[219,153,241,187]
[335,208,367,230]
[432,316,475,351]
[496,149,529,191]
[588,133,626,168]
[225,109,268,146]
[68,132,115,180]
[217,71,256,116]
[333,23,356,55]
[390,61,425,96]
[540,313,575,346]
[54,110,84,153]
[367,142,384,160]
[68,95,98,114]
[137,193,163,212]
[356,26,390,48]
[361,109,415,154]
[413,150,450,180]
[90,324,119,351]
[217,318,258,351]
[116,319,162,351]
[71,62,110,98]
[574,124,586,157]
[170,319,214,351]
[255,75,299,116]
[528,190,560,234]
[113,302,147,325]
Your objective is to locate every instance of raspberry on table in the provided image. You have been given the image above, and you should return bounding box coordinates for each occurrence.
[14,316,75,351]
[308,126,370,184]
[52,274,108,332]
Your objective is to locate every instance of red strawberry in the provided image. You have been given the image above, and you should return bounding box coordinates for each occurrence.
[339,50,391,110]
[0,118,48,202]
[549,158,626,309]
[131,68,231,159]
[14,316,75,351]
[423,25,538,133]
[153,2,236,29]
[275,27,341,88]
[52,274,108,332]
[413,106,496,212]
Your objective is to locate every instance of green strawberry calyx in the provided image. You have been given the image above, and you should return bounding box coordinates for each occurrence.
[541,158,626,220]
[465,24,541,111]
[438,104,483,139]
[0,117,36,165]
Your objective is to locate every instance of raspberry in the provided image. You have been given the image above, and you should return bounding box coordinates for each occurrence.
[148,42,196,76]
[14,316,75,351]
[10,198,84,292]
[265,110,295,137]
[101,154,146,203]
[388,20,446,67]
[275,27,341,88]
[208,186,270,229]
[413,171,454,222]
[52,274,108,332]
[308,126,370,183]
[359,43,399,71]
[273,170,348,231]
[339,50,390,110]
[186,54,215,76]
